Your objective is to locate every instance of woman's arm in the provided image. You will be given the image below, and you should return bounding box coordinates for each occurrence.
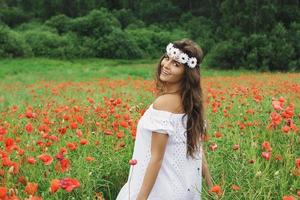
[202,149,213,190]
[136,132,169,200]
[136,158,163,200]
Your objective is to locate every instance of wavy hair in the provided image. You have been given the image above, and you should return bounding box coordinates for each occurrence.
[154,38,208,159]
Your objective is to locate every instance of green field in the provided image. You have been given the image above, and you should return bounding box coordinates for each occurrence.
[0,58,265,83]
[0,58,299,200]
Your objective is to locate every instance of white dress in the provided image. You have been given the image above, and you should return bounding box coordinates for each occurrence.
[116,103,203,200]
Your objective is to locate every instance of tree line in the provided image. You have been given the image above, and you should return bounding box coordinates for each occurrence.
[0,0,300,71]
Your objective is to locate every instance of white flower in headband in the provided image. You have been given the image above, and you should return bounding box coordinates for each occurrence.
[165,43,198,69]
[178,53,189,64]
[187,57,197,68]
[170,48,180,58]
[166,43,173,52]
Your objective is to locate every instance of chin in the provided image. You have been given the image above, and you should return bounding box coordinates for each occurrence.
[159,75,168,82]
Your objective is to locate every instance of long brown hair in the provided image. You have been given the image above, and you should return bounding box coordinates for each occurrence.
[154,38,208,159]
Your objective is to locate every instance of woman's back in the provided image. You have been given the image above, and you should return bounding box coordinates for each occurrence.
[116,101,203,200]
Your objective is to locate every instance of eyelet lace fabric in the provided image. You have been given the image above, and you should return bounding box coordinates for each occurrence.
[116,104,202,200]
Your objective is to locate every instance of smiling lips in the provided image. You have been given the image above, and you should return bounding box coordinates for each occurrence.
[162,69,170,76]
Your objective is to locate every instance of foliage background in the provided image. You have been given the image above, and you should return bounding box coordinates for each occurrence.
[0,0,300,71]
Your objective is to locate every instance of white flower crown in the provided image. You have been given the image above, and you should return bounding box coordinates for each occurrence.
[166,43,198,68]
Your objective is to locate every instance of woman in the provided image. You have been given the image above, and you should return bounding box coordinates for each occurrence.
[116,38,213,200]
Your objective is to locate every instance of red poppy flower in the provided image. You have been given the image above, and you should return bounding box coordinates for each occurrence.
[25,123,33,133]
[272,100,283,111]
[75,115,84,124]
[50,179,60,194]
[0,186,7,199]
[38,154,53,165]
[104,130,113,136]
[58,127,67,135]
[231,184,240,191]
[70,122,77,129]
[80,139,88,145]
[0,127,7,135]
[116,131,125,139]
[27,157,36,165]
[87,97,94,104]
[120,121,128,128]
[123,114,130,120]
[85,156,94,162]
[60,147,67,154]
[56,159,70,173]
[59,177,80,192]
[262,152,271,161]
[295,158,300,169]
[25,111,36,119]
[18,176,27,186]
[262,141,272,152]
[210,143,218,151]
[76,129,83,137]
[282,125,290,133]
[2,157,12,167]
[5,138,14,150]
[214,131,222,138]
[282,195,296,200]
[66,142,77,151]
[209,185,223,196]
[129,159,137,165]
[24,182,38,195]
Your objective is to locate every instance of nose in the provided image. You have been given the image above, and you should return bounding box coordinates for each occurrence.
[163,59,171,69]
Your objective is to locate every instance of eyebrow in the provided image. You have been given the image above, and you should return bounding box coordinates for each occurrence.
[173,59,181,65]
[165,55,180,64]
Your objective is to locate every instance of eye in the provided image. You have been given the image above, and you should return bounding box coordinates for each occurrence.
[173,61,180,67]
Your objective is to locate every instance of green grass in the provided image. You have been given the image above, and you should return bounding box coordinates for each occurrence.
[0,58,299,199]
[0,57,267,84]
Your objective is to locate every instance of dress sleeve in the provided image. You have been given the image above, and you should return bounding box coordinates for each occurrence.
[144,107,174,136]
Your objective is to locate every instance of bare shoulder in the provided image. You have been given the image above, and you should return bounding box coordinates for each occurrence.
[153,94,184,114]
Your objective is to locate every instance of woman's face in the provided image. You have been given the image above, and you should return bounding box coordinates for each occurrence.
[159,55,185,83]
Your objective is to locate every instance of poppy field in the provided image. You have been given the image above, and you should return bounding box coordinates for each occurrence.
[0,59,299,200]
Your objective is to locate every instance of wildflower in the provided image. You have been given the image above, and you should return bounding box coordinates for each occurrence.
[27,157,36,165]
[38,154,53,165]
[129,159,137,165]
[214,131,222,138]
[209,143,218,151]
[262,152,271,160]
[231,184,240,191]
[262,141,272,152]
[25,123,33,133]
[209,185,223,196]
[59,177,80,192]
[24,182,38,195]
[50,179,60,194]
[282,195,296,200]
[0,187,7,199]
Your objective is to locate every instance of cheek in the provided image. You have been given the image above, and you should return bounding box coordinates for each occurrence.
[171,68,184,80]
[174,67,184,76]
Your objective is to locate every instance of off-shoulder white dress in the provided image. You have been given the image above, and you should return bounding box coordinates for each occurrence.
[116,103,203,200]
